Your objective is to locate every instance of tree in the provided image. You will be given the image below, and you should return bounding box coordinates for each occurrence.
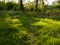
[35,0,45,11]
[52,0,60,9]
[35,0,38,11]
[57,0,60,4]
[6,2,13,10]
[0,1,6,10]
[40,0,45,10]
[20,0,24,11]
[56,0,60,8]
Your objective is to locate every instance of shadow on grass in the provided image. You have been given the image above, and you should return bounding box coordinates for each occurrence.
[15,12,44,33]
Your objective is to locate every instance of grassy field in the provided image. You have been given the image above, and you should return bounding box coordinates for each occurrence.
[0,12,60,45]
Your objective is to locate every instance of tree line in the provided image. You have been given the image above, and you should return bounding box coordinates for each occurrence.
[0,0,60,11]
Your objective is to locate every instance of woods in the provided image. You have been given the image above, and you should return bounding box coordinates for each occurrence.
[0,0,60,45]
[0,0,60,11]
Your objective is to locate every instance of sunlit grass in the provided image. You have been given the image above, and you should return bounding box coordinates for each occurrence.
[33,18,60,25]
[0,12,60,45]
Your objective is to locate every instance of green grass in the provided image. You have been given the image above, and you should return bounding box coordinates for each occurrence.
[0,12,60,45]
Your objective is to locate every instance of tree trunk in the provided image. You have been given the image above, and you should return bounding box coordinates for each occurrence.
[35,0,38,11]
[20,0,24,11]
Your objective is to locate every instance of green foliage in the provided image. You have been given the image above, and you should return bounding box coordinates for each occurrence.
[6,1,16,10]
[0,0,59,44]
[0,1,6,10]
[38,2,44,11]
[0,12,60,45]
[24,3,35,11]
[54,5,60,9]
[49,38,60,45]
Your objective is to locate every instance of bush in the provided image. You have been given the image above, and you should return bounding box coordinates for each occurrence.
[6,1,16,10]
